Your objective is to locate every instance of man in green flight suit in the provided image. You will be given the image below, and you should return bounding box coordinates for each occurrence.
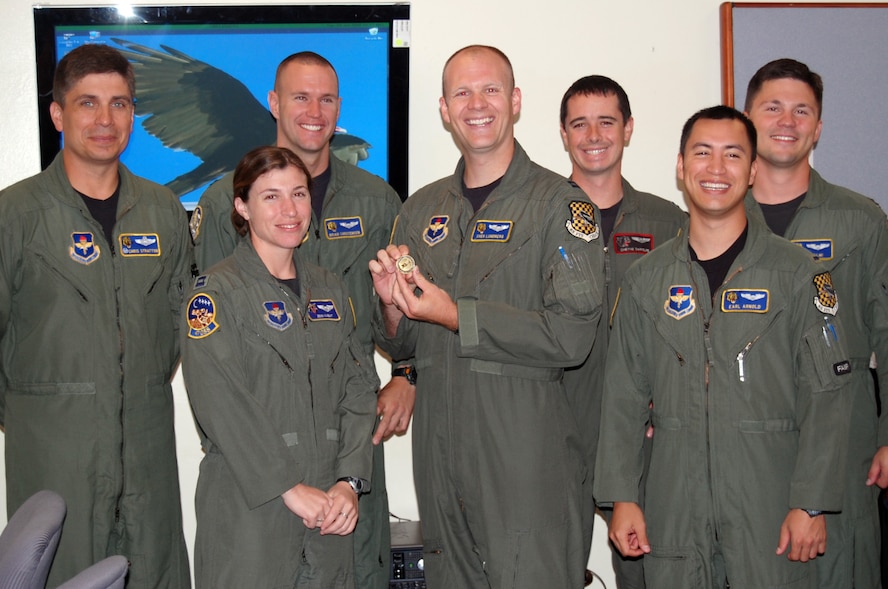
[371,45,605,588]
[743,58,888,589]
[558,75,685,588]
[596,106,853,588]
[0,45,191,588]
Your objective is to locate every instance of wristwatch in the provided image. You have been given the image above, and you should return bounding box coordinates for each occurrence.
[337,476,370,497]
[803,509,824,517]
[391,365,418,386]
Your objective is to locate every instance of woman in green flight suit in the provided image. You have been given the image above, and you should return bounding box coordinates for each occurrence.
[181,146,377,588]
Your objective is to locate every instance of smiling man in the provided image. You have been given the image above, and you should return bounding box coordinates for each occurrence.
[370,45,604,588]
[595,105,853,589]
[743,59,888,589]
[0,44,191,588]
[558,76,684,589]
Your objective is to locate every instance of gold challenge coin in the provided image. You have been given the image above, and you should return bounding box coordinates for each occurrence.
[396,254,416,274]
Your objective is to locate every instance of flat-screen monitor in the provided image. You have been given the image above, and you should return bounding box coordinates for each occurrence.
[34,4,411,209]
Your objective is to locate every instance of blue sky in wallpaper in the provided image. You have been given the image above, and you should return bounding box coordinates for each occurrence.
[56,23,390,209]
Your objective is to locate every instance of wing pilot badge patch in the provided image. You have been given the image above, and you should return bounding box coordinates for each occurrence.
[614,233,653,254]
[793,238,833,261]
[187,293,219,338]
[264,301,293,331]
[471,220,513,242]
[119,233,161,256]
[308,299,341,321]
[665,285,696,319]
[566,200,600,242]
[70,232,100,265]
[813,272,839,315]
[324,216,364,239]
[424,216,450,246]
[721,289,769,313]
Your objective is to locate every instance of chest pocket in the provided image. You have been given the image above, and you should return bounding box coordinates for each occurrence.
[803,318,852,391]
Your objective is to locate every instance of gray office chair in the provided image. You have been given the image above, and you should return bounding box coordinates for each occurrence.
[0,489,66,589]
[56,556,128,589]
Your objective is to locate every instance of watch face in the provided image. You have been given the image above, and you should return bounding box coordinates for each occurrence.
[343,477,365,495]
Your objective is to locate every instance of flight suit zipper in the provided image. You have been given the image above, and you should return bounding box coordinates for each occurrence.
[603,211,625,313]
[291,285,319,440]
[687,257,719,541]
[107,217,126,526]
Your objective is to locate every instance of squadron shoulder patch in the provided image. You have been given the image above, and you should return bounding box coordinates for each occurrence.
[189,205,203,241]
[566,200,600,242]
[324,216,364,240]
[307,299,341,321]
[665,285,696,319]
[186,293,219,339]
[119,233,161,257]
[424,216,450,246]
[721,289,770,313]
[614,233,653,255]
[264,301,293,331]
[813,271,838,316]
[793,238,833,261]
[70,232,100,265]
[470,220,513,242]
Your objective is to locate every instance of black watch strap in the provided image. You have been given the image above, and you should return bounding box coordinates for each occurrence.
[392,365,418,385]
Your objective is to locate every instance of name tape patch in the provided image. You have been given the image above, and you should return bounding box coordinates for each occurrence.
[793,238,833,261]
[721,289,770,313]
[119,233,161,257]
[614,233,653,254]
[308,299,341,321]
[324,216,364,240]
[470,220,513,242]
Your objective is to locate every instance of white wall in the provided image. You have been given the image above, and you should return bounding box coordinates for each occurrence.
[0,0,856,586]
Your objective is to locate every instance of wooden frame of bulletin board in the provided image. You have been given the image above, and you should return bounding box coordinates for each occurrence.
[719,2,888,208]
